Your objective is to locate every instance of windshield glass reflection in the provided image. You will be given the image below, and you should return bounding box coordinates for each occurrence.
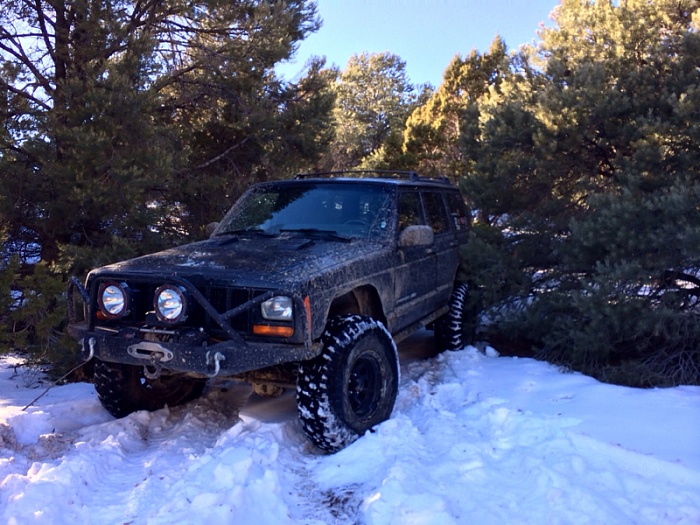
[217,183,394,240]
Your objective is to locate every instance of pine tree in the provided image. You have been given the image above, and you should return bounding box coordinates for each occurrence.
[0,0,326,268]
[326,52,422,170]
[402,36,508,180]
[460,0,700,385]
[0,0,331,368]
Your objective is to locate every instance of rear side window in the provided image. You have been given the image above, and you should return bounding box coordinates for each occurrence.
[422,192,449,234]
[398,191,423,231]
[445,192,469,231]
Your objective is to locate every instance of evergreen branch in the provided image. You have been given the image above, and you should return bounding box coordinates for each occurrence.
[190,137,251,171]
[130,0,164,27]
[22,357,92,411]
[158,17,255,37]
[32,0,57,64]
[0,38,54,96]
[0,139,37,162]
[663,270,700,297]
[0,78,52,111]
[150,63,201,93]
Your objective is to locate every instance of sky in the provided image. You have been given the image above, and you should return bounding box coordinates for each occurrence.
[277,0,561,87]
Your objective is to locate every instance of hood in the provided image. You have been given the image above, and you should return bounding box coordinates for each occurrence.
[94,234,382,287]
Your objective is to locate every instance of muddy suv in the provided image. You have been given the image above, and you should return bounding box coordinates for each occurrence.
[67,171,470,452]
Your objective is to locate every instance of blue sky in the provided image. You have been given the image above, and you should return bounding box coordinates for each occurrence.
[277,0,560,87]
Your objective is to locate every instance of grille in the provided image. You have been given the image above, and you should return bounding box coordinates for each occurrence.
[98,280,260,335]
[202,286,253,332]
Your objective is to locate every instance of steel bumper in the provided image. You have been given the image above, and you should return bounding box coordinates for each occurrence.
[70,323,320,378]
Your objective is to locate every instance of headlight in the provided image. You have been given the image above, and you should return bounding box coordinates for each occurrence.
[154,285,188,323]
[98,281,129,319]
[261,296,293,321]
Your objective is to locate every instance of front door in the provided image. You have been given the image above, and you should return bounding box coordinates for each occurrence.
[393,190,437,330]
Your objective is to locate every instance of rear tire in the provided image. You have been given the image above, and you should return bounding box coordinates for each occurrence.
[93,360,206,418]
[296,315,399,453]
[434,282,469,351]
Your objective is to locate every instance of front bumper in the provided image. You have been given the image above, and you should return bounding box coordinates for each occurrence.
[67,276,321,378]
[69,322,321,378]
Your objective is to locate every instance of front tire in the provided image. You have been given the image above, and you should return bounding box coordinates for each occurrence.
[296,315,399,453]
[93,360,207,418]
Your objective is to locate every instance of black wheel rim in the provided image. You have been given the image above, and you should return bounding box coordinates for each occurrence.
[347,355,382,419]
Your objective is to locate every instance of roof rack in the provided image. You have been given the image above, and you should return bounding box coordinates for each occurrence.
[294,170,451,185]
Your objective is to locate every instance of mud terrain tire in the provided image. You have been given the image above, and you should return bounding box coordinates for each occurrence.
[296,315,399,453]
[434,282,469,351]
[93,360,206,418]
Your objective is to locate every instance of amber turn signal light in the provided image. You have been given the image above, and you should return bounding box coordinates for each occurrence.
[252,325,294,337]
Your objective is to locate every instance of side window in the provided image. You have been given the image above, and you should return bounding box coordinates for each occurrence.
[445,192,469,232]
[398,191,423,231]
[422,192,449,235]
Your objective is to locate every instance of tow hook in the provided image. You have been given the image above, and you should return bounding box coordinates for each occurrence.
[81,337,97,361]
[143,357,163,380]
[206,351,226,378]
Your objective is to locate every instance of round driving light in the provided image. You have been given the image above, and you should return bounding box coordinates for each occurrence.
[98,281,129,318]
[154,284,187,323]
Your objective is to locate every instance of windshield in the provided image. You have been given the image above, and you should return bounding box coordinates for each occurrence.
[216,182,395,239]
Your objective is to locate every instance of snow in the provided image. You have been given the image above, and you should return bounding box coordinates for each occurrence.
[1,333,699,524]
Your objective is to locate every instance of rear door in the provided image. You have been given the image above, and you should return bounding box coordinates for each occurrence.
[422,190,458,306]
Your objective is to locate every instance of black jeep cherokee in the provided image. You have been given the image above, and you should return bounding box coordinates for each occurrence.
[67,171,470,452]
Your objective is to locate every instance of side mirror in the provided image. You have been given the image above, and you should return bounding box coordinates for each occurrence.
[206,222,220,238]
[398,225,434,247]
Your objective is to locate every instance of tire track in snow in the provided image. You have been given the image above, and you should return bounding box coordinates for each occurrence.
[72,383,250,517]
[77,383,345,524]
[303,347,700,525]
[5,341,697,524]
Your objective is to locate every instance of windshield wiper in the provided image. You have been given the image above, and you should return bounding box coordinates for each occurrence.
[216,229,276,238]
[215,229,277,245]
[280,228,353,243]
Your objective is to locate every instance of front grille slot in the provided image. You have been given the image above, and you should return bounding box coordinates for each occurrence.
[203,286,253,333]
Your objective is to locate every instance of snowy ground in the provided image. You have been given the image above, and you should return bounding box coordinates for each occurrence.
[1,331,699,524]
